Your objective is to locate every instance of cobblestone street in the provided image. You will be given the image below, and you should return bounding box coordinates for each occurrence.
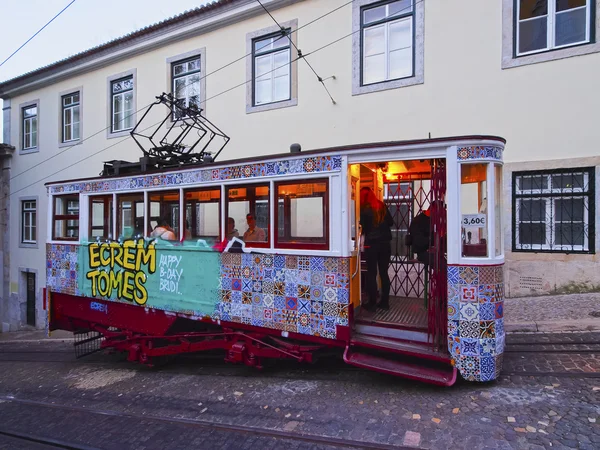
[0,332,598,449]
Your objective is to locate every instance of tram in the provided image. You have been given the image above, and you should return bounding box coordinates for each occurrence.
[45,134,505,386]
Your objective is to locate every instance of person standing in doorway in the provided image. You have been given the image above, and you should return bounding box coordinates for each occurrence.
[360,187,394,311]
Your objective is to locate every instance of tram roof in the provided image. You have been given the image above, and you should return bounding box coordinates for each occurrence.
[45,134,505,187]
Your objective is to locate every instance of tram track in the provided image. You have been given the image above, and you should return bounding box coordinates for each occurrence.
[0,429,99,450]
[0,395,411,450]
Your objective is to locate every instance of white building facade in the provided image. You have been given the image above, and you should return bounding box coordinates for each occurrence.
[1,0,599,331]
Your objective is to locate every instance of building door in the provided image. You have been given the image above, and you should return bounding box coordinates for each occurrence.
[26,272,36,326]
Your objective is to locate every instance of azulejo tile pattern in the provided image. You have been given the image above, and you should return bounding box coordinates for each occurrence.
[214,254,350,339]
[49,155,343,194]
[46,244,81,296]
[447,264,504,382]
[457,146,503,162]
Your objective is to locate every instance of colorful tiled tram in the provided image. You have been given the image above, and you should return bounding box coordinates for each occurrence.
[45,135,506,386]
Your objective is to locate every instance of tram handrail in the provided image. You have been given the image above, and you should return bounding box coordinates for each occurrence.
[352,232,362,278]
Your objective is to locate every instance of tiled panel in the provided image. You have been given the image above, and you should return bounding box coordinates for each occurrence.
[447,264,505,382]
[457,146,503,162]
[46,244,80,296]
[49,155,343,194]
[215,254,350,340]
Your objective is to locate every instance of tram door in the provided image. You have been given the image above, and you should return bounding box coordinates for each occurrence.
[349,175,361,311]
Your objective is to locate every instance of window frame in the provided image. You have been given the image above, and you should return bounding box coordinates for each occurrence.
[360,0,416,87]
[274,178,330,251]
[116,193,144,240]
[61,91,81,143]
[171,55,202,120]
[352,0,424,96]
[225,183,271,248]
[502,1,600,69]
[512,167,595,253]
[89,195,113,241]
[52,194,80,241]
[106,70,137,138]
[184,186,222,242]
[20,101,39,153]
[246,19,298,114]
[252,29,292,107]
[515,0,593,57]
[21,199,37,245]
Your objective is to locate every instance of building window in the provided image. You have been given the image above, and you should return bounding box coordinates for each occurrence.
[253,31,291,106]
[21,200,36,244]
[111,76,134,132]
[184,188,221,241]
[513,168,595,253]
[89,196,113,240]
[361,0,414,86]
[53,195,79,240]
[275,180,329,250]
[172,56,201,119]
[516,0,591,56]
[62,92,80,142]
[22,105,38,150]
[226,184,270,247]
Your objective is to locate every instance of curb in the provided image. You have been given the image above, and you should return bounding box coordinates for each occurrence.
[506,319,600,333]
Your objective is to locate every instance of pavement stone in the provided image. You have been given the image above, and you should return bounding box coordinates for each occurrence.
[0,339,598,449]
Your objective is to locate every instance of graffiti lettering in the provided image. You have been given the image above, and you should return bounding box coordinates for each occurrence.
[86,239,155,305]
[159,254,183,295]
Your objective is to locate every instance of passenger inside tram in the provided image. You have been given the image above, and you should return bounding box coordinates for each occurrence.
[243,213,266,242]
[150,217,177,241]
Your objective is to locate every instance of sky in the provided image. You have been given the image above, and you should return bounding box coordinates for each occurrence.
[0,0,211,140]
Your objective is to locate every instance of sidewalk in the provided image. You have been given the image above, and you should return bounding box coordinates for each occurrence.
[0,292,598,342]
[503,291,600,333]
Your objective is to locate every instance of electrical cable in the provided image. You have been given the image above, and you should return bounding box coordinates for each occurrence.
[9,0,355,182]
[10,0,422,197]
[256,0,336,104]
[0,0,78,68]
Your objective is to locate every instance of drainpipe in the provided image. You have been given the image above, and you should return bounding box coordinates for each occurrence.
[0,143,15,333]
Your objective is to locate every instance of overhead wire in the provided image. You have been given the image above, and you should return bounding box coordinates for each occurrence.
[10,0,422,197]
[0,0,78,68]
[255,0,336,104]
[9,0,356,182]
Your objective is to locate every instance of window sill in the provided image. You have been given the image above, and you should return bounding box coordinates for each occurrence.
[58,139,82,148]
[107,129,133,139]
[503,41,600,69]
[19,147,39,155]
[246,98,297,114]
[19,242,39,249]
[352,74,424,96]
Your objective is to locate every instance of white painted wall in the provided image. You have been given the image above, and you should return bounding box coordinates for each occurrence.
[4,0,600,326]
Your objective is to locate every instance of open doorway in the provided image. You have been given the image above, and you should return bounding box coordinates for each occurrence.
[352,159,447,346]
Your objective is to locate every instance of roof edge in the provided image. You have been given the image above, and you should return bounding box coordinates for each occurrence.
[0,0,302,98]
[44,135,506,187]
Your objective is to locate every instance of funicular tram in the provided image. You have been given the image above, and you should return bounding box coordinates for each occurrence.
[45,96,506,386]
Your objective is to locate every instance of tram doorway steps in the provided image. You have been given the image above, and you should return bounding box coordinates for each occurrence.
[344,339,456,386]
[73,330,104,358]
[351,333,452,364]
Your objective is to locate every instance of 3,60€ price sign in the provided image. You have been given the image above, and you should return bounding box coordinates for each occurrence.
[462,214,486,227]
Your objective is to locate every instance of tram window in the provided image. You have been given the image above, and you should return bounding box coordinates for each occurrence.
[148,190,180,240]
[117,194,144,239]
[89,195,113,240]
[53,195,79,240]
[275,180,328,250]
[461,163,488,258]
[226,184,269,246]
[185,188,220,241]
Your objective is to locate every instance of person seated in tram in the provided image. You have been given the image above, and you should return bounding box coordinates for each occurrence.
[151,217,177,241]
[226,217,240,240]
[243,213,266,242]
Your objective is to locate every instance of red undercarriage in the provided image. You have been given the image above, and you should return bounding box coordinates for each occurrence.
[48,292,457,386]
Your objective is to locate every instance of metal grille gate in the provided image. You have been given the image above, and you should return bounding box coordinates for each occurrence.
[384,159,447,349]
